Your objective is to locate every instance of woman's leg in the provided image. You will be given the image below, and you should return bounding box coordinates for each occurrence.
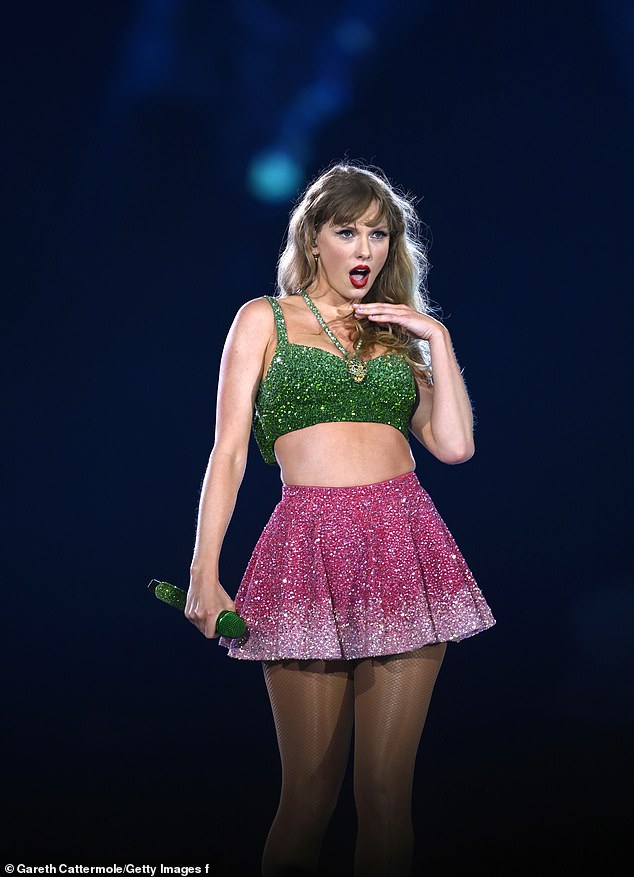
[261,658,355,877]
[352,643,447,877]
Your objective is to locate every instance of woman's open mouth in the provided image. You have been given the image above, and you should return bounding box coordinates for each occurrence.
[349,265,370,288]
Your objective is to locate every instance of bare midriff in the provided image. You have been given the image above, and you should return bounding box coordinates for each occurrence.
[275,422,416,487]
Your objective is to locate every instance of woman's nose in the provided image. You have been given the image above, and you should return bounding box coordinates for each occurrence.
[356,236,371,259]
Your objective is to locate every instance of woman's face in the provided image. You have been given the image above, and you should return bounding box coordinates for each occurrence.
[312,203,390,302]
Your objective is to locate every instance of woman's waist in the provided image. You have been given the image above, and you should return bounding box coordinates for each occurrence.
[282,467,418,491]
[276,422,415,489]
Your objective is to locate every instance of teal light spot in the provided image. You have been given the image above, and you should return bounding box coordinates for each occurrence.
[248,151,304,203]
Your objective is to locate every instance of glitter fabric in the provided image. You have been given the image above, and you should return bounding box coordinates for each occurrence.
[219,471,496,660]
[252,296,417,466]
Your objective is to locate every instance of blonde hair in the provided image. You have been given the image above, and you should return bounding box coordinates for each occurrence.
[276,162,436,384]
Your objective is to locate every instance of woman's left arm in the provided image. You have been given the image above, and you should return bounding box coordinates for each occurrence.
[354,302,474,465]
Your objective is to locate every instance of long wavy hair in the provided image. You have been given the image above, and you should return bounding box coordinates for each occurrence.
[276,162,436,384]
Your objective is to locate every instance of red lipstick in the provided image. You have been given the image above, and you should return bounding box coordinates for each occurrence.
[349,264,370,289]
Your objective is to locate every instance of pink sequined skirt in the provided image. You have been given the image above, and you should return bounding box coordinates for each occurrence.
[219,470,495,660]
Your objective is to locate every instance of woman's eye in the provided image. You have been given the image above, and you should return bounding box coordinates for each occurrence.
[335,228,388,240]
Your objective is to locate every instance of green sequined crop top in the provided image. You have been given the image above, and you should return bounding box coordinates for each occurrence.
[252,296,417,466]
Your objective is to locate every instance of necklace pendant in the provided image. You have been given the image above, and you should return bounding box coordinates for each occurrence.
[346,355,368,383]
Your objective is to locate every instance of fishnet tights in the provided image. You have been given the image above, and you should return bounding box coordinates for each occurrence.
[261,643,446,877]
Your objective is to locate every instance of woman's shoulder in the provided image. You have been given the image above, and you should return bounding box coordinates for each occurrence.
[222,297,278,355]
[233,295,277,328]
[235,292,306,325]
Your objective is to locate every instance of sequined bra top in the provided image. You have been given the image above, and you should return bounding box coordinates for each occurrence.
[252,296,417,466]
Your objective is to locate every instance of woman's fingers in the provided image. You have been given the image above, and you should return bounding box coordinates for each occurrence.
[184,582,239,638]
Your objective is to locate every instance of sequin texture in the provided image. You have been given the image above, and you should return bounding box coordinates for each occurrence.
[219,471,496,660]
[252,296,417,466]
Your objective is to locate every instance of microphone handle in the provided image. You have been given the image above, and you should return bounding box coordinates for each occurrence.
[148,579,247,639]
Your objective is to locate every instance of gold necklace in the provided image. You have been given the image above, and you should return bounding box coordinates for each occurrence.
[300,290,368,382]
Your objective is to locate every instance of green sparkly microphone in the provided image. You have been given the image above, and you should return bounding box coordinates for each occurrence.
[148,579,247,638]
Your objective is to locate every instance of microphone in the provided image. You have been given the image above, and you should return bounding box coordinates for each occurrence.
[147,579,247,638]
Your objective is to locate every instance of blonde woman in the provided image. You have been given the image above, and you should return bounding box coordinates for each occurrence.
[185,163,495,877]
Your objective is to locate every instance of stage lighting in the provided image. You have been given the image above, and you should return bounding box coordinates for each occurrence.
[248,151,304,203]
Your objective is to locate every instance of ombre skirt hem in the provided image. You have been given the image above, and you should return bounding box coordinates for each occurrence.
[219,470,496,661]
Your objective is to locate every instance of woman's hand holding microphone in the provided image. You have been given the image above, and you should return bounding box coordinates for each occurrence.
[185,574,238,638]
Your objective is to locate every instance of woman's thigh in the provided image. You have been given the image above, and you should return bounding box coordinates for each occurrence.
[262,659,356,787]
[352,644,447,786]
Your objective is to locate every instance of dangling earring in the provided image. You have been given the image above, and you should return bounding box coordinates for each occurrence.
[310,234,320,277]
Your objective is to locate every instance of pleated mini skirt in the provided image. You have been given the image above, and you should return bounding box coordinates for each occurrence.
[219,470,496,661]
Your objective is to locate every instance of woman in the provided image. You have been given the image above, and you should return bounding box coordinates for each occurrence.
[185,163,495,877]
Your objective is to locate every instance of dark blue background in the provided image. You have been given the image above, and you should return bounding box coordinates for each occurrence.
[6,1,632,873]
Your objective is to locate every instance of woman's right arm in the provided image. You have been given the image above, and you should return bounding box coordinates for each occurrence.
[185,297,273,638]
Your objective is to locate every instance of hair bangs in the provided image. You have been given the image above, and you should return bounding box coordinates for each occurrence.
[313,177,395,234]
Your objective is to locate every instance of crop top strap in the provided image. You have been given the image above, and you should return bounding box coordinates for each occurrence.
[264,295,289,346]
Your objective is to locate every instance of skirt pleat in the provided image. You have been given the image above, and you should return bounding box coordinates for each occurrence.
[219,470,495,660]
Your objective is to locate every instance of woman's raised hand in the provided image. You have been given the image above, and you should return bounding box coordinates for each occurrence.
[353,302,447,342]
[184,574,237,638]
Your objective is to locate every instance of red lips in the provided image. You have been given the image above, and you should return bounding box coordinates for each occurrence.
[349,264,370,289]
